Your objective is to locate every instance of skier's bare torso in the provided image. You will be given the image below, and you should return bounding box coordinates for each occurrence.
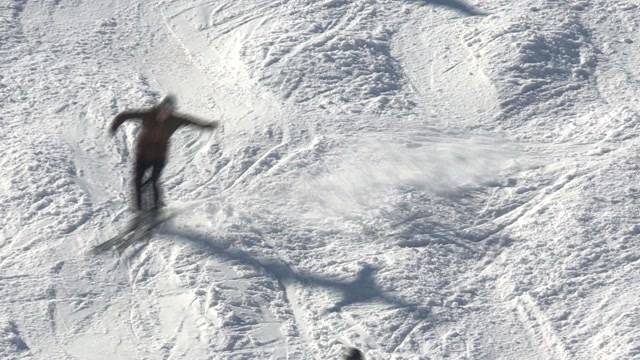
[111,97,215,161]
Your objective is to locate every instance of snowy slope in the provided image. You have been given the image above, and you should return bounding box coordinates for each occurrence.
[1,0,639,359]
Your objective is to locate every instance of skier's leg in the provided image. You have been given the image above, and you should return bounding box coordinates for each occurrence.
[150,160,166,210]
[134,159,149,211]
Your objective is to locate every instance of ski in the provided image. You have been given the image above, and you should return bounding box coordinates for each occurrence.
[92,210,178,254]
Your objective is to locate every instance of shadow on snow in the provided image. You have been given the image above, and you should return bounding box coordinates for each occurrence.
[406,0,487,16]
[162,225,428,315]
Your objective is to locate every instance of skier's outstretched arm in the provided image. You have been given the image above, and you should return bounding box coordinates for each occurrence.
[109,110,146,135]
[172,113,219,130]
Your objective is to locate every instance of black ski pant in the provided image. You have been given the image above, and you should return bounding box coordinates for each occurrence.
[134,158,166,211]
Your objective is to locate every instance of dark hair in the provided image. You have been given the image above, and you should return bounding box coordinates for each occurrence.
[345,348,364,360]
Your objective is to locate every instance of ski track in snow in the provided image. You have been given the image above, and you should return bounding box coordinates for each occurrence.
[1,0,640,359]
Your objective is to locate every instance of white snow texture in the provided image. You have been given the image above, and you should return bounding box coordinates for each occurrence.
[1,0,639,359]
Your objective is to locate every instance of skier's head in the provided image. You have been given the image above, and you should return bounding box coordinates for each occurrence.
[158,94,177,112]
[344,348,364,360]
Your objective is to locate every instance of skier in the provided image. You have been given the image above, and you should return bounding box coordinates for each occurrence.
[109,94,218,213]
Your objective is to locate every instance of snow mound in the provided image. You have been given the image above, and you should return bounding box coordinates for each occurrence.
[465,10,597,130]
[243,0,414,113]
[0,135,90,244]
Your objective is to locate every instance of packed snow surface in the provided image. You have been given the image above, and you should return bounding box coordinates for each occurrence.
[2,0,640,359]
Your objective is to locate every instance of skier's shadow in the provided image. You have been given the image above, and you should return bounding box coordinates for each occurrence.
[406,0,487,16]
[163,226,426,315]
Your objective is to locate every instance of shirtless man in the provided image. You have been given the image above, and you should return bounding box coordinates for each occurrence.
[109,95,218,212]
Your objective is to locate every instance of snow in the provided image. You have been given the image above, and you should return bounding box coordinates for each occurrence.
[1,0,639,358]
